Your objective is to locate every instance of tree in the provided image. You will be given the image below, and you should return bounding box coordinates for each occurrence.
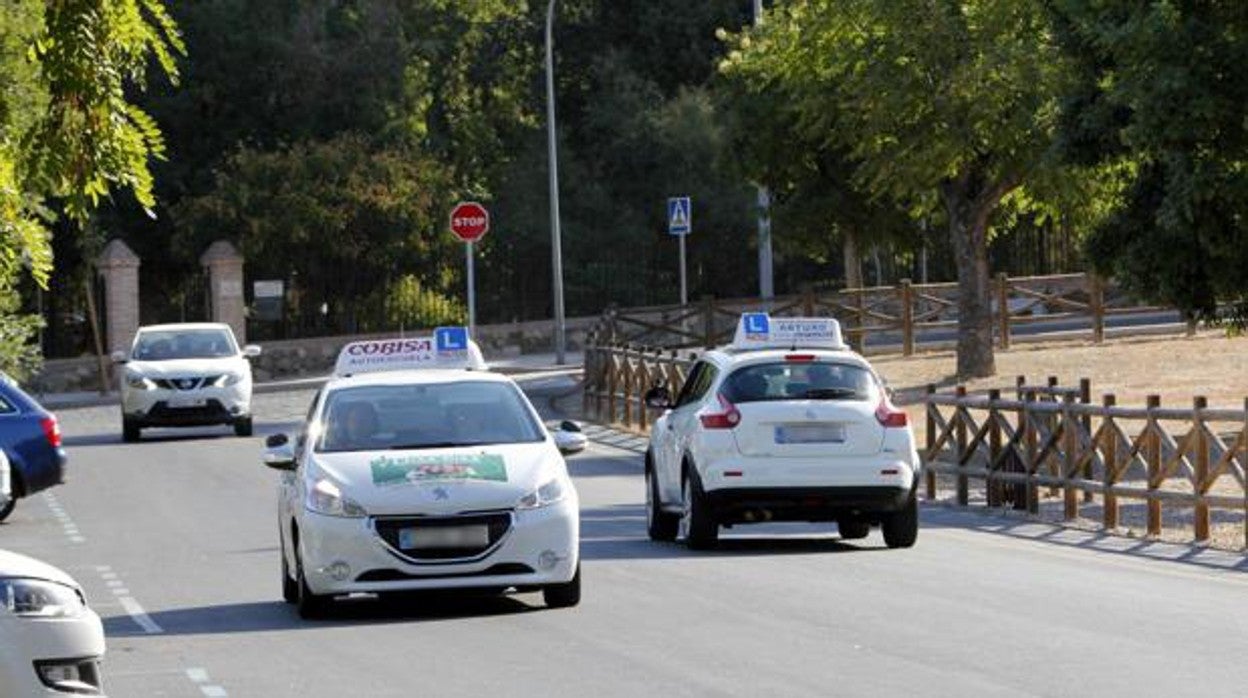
[0,0,182,376]
[1050,2,1248,320]
[722,0,1074,378]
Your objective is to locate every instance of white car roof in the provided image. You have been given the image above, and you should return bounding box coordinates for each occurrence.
[137,322,235,334]
[705,347,874,370]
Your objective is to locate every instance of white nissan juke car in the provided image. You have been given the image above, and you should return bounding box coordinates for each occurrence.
[644,314,921,550]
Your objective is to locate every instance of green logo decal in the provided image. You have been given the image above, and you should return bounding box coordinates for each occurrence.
[370,454,507,486]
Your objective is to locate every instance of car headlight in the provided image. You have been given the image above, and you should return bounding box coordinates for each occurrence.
[517,477,568,510]
[0,577,87,618]
[125,372,156,390]
[209,372,244,388]
[305,478,367,518]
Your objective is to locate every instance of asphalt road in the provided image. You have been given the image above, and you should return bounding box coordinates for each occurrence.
[2,383,1246,697]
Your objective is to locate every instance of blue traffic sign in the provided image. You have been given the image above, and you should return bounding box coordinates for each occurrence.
[435,326,469,353]
[667,196,691,236]
[742,313,769,337]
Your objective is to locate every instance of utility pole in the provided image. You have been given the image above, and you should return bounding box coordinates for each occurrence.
[753,0,774,300]
[546,0,567,364]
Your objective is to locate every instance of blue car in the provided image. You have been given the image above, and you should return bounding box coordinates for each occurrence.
[0,375,66,522]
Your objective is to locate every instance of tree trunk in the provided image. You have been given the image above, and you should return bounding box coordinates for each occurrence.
[943,172,1016,379]
[842,232,863,289]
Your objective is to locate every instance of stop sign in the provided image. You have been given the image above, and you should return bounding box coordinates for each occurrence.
[450,202,490,243]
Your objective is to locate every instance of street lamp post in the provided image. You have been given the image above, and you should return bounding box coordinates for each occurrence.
[753,0,774,301]
[546,0,567,365]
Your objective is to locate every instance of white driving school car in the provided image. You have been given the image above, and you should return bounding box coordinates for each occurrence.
[262,328,581,618]
[0,549,106,696]
[115,323,261,442]
[643,314,921,550]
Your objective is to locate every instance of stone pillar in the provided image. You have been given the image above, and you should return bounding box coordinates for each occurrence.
[199,240,246,344]
[96,239,141,354]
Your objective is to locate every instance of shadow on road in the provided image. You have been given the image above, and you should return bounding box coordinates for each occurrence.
[102,592,540,636]
[60,420,303,449]
[565,453,641,479]
[918,505,1248,572]
[579,503,878,561]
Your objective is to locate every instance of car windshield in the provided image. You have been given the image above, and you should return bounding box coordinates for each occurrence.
[316,380,545,453]
[721,361,877,403]
[133,329,236,360]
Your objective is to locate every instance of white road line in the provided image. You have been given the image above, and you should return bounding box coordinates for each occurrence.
[117,596,163,634]
[106,579,125,588]
[201,686,228,697]
[100,571,118,581]
[111,587,131,596]
[43,494,84,544]
[185,668,229,697]
[186,668,209,683]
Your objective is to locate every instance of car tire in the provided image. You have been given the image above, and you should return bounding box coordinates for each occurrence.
[295,545,332,619]
[234,417,253,437]
[882,490,919,549]
[838,519,871,540]
[281,546,298,604]
[645,460,678,542]
[0,494,15,523]
[542,563,581,609]
[680,469,718,550]
[122,419,141,443]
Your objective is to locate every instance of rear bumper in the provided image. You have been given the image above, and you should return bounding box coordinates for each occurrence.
[704,485,914,523]
[17,449,67,496]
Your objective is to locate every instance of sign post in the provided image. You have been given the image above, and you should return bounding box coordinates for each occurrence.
[449,202,490,334]
[667,196,692,305]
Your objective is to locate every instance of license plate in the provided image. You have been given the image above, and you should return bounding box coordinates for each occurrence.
[775,424,846,444]
[167,395,207,408]
[398,525,490,550]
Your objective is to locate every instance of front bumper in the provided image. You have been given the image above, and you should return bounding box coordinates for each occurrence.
[0,610,106,696]
[297,496,580,596]
[122,384,251,426]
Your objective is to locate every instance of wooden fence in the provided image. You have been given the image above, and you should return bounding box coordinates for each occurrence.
[587,272,1175,354]
[582,344,696,433]
[925,377,1248,548]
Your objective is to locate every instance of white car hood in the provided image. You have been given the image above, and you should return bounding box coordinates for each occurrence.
[311,442,563,516]
[126,357,248,378]
[0,549,77,587]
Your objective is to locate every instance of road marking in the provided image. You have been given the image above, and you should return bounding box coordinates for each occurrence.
[117,595,163,634]
[43,493,85,544]
[186,668,229,697]
[111,587,131,596]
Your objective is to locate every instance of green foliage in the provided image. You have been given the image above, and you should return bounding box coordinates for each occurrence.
[1051,2,1248,318]
[379,275,466,332]
[174,133,457,332]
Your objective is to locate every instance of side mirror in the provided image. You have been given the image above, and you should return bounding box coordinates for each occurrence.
[110,350,127,364]
[263,433,296,471]
[559,420,582,433]
[243,345,262,358]
[643,386,673,410]
[554,428,587,455]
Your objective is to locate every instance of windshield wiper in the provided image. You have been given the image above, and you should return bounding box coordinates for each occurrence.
[804,387,864,400]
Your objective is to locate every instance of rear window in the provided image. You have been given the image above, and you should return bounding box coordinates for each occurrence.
[721,361,877,404]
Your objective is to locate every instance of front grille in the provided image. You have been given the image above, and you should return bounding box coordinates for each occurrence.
[355,563,534,582]
[373,512,513,562]
[154,376,215,390]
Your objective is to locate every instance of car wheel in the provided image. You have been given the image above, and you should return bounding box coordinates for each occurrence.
[280,545,297,604]
[542,563,581,609]
[0,494,15,523]
[838,519,871,540]
[645,461,678,542]
[679,469,718,550]
[882,490,919,549]
[295,545,332,619]
[122,419,141,443]
[234,417,253,437]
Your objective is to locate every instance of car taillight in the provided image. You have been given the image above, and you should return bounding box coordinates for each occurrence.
[875,399,908,428]
[41,416,63,448]
[699,393,742,430]
[784,354,816,363]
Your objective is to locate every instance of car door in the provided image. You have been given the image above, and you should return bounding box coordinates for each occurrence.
[658,361,717,502]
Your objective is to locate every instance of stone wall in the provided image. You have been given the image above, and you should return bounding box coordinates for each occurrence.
[26,315,600,395]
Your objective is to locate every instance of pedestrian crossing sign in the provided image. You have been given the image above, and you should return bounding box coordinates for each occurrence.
[668,196,691,236]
